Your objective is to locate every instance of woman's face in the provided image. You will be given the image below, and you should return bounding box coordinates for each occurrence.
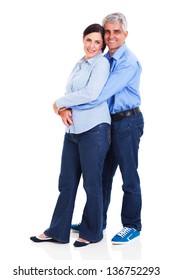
[83,32,103,60]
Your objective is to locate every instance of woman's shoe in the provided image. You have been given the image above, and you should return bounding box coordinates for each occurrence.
[30,236,58,243]
[73,236,103,247]
[73,240,91,247]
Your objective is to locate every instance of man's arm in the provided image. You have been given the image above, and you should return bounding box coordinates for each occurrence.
[73,61,139,110]
[55,59,109,108]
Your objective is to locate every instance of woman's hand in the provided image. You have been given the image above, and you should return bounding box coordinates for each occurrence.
[53,102,73,126]
[59,109,73,126]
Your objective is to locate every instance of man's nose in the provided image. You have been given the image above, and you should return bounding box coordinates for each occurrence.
[109,32,114,38]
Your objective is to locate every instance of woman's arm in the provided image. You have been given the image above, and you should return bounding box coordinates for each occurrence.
[55,58,110,108]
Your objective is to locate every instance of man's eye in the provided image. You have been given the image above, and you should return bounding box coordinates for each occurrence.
[114,30,121,34]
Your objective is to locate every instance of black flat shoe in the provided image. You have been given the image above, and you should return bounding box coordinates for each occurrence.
[73,240,91,247]
[30,236,59,243]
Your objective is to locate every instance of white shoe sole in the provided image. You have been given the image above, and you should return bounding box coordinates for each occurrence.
[112,235,140,245]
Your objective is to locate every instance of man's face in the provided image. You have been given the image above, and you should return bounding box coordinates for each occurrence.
[104,22,128,55]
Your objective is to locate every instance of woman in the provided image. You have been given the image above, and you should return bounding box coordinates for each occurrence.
[30,23,111,247]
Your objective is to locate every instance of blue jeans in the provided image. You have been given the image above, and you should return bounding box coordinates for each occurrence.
[44,123,111,243]
[102,112,144,231]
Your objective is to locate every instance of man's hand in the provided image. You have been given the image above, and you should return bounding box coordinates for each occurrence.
[59,109,73,126]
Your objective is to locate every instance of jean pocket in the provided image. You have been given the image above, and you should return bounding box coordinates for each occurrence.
[136,123,144,142]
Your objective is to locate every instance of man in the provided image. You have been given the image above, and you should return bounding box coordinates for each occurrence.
[58,12,144,244]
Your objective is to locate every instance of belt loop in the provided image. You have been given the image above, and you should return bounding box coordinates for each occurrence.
[133,108,137,115]
[132,107,139,115]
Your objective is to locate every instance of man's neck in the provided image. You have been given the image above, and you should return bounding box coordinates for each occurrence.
[108,42,125,56]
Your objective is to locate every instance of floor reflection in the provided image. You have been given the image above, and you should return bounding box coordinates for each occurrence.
[111,237,142,260]
[29,232,141,261]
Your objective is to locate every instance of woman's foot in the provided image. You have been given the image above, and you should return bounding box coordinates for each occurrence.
[30,233,55,243]
[37,233,51,239]
[73,238,90,247]
[30,233,69,243]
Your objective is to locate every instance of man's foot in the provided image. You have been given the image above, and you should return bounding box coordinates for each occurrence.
[111,227,140,244]
[71,223,80,232]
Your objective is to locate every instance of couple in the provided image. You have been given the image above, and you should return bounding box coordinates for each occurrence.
[30,12,144,247]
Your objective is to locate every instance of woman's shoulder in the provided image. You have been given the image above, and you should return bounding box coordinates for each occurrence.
[94,53,109,67]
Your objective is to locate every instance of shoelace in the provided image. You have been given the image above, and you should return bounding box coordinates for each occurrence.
[117,227,132,237]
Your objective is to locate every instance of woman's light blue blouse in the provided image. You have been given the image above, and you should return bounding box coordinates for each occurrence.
[56,52,111,134]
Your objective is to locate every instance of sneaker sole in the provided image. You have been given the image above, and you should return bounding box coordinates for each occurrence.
[112,235,140,245]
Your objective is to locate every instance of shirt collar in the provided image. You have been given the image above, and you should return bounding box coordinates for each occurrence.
[80,51,103,65]
[105,43,127,61]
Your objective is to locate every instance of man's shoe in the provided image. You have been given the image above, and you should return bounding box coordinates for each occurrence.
[71,223,80,232]
[111,227,140,244]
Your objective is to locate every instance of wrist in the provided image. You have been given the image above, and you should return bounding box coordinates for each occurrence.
[58,107,66,115]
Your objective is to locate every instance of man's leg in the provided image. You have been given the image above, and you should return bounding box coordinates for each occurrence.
[102,144,118,229]
[111,112,144,243]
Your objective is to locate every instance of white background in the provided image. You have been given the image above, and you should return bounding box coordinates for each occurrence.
[0,0,172,279]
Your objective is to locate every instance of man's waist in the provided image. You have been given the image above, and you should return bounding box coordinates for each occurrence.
[111,107,141,121]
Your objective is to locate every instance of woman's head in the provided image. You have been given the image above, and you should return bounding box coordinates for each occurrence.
[83,23,106,60]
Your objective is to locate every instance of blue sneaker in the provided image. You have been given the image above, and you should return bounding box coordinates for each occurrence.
[111,227,140,244]
[71,223,80,232]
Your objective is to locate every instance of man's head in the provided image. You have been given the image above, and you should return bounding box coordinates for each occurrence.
[102,13,128,55]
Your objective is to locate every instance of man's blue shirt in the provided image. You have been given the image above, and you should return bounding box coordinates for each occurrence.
[74,43,142,114]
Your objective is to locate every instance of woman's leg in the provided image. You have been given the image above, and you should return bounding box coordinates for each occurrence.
[77,123,111,243]
[44,133,81,243]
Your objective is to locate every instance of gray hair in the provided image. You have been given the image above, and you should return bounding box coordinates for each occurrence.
[102,12,128,33]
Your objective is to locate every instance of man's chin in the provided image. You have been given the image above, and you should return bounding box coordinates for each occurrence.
[108,47,118,54]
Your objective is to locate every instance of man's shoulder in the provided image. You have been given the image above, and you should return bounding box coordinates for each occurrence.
[124,47,140,63]
[114,46,142,71]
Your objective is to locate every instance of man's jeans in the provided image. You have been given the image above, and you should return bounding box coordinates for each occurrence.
[102,112,144,231]
[45,123,111,243]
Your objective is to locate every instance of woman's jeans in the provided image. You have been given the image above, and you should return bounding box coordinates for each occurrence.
[44,123,110,243]
[102,112,144,231]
